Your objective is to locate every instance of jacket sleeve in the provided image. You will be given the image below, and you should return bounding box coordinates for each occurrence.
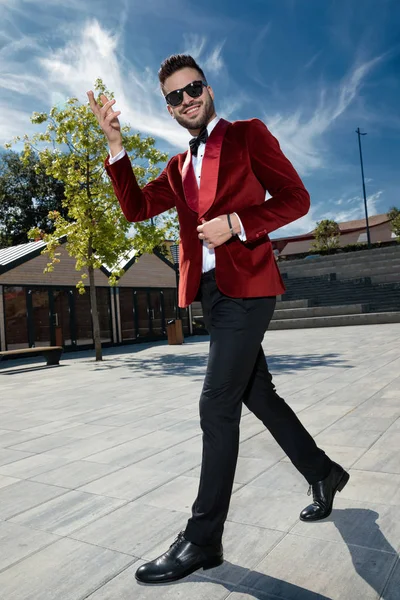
[236,119,310,243]
[105,152,177,222]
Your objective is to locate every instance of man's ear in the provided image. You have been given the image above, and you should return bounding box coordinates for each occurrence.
[167,105,174,118]
[207,85,214,101]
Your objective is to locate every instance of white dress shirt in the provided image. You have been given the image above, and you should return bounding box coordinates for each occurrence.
[109,115,246,273]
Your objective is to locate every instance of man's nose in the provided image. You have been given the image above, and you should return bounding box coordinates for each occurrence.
[182,90,195,105]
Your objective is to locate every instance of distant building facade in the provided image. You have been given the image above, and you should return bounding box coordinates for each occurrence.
[0,241,190,352]
[272,214,396,257]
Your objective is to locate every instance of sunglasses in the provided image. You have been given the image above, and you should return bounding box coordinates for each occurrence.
[165,80,208,107]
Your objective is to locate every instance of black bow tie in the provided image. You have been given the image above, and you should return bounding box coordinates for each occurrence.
[189,126,208,157]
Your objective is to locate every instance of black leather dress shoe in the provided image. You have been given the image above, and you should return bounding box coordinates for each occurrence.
[135,532,223,584]
[300,462,350,522]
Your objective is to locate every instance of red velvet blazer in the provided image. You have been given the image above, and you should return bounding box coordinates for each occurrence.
[105,118,310,307]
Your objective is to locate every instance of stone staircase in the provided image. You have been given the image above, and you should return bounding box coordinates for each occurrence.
[191,245,400,331]
[271,245,400,329]
[279,245,400,283]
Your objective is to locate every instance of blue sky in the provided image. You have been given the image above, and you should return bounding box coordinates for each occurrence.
[1,0,399,237]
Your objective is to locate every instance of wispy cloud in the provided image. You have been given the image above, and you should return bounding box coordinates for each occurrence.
[0,103,35,145]
[183,34,225,75]
[264,55,385,174]
[37,20,191,148]
[0,18,227,150]
[303,51,322,71]
[274,190,383,237]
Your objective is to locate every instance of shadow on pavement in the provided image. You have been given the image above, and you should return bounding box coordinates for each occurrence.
[90,352,349,377]
[139,561,333,599]
[0,364,63,375]
[136,509,398,599]
[332,508,398,600]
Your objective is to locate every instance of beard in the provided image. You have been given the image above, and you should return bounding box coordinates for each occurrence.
[174,92,216,131]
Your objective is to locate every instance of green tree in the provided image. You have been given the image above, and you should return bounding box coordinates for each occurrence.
[311,219,341,252]
[6,80,170,361]
[387,207,400,240]
[0,150,66,248]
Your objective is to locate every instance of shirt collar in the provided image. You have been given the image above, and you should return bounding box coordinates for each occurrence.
[206,115,220,136]
[188,115,220,150]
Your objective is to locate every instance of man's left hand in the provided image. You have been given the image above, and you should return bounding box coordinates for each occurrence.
[197,214,240,249]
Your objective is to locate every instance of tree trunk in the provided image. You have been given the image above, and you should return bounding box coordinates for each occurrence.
[88,263,102,361]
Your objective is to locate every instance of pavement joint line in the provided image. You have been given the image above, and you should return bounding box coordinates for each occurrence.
[286,530,399,556]
[0,532,64,576]
[198,529,288,589]
[2,486,72,522]
[78,557,139,600]
[291,367,400,424]
[379,554,400,600]
[229,458,286,496]
[73,471,182,504]
[5,493,133,534]
[0,457,78,478]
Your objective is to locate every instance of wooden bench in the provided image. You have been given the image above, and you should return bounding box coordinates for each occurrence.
[0,346,63,366]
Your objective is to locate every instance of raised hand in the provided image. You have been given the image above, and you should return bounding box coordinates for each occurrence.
[87,91,123,156]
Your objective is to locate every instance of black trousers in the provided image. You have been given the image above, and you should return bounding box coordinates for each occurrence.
[184,270,332,546]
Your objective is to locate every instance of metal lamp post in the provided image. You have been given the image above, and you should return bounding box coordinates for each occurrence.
[170,243,180,320]
[356,127,372,248]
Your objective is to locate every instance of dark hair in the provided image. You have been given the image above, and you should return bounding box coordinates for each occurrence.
[158,54,206,89]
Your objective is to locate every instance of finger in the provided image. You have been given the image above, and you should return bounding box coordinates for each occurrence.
[100,94,110,106]
[197,225,204,232]
[87,91,99,114]
[100,99,116,118]
[105,111,121,123]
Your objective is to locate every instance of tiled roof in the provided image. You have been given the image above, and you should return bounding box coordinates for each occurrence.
[337,214,389,231]
[0,241,46,267]
[272,214,390,242]
[0,240,172,276]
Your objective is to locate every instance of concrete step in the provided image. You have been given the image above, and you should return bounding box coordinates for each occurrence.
[269,311,400,330]
[279,245,400,268]
[285,286,400,299]
[272,304,367,320]
[371,273,400,284]
[281,260,400,280]
[281,254,400,271]
[275,299,309,309]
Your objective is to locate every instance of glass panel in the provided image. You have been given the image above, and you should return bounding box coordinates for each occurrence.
[31,289,51,347]
[74,289,93,346]
[180,307,190,335]
[4,286,29,350]
[163,289,177,324]
[149,291,163,335]
[96,288,112,343]
[119,288,136,340]
[52,290,72,346]
[191,300,207,334]
[135,290,150,338]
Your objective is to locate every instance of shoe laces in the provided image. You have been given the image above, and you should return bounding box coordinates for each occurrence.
[169,531,185,549]
[307,484,318,502]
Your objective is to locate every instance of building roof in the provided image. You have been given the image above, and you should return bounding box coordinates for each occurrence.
[337,214,389,232]
[272,213,390,244]
[0,241,47,271]
[0,239,174,277]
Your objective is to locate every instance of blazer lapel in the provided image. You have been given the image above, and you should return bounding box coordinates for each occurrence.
[198,118,230,218]
[181,149,199,213]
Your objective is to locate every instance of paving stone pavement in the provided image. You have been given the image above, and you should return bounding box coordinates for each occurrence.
[0,323,399,600]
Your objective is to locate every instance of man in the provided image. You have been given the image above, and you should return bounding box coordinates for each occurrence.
[87,54,349,585]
